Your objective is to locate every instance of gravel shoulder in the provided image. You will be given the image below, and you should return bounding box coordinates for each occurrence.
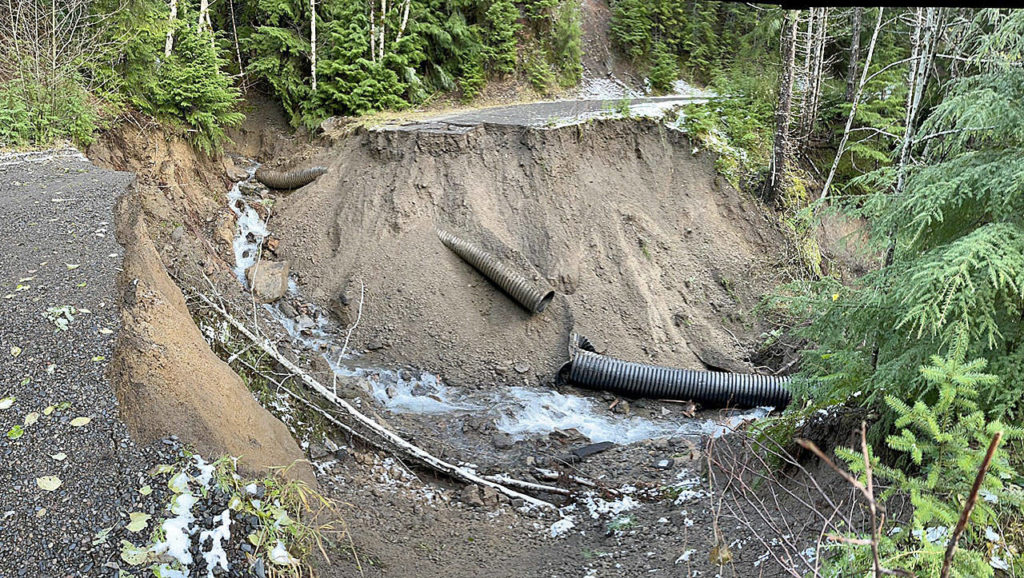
[0,151,176,577]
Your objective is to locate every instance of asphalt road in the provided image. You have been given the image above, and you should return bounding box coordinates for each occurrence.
[383,94,712,132]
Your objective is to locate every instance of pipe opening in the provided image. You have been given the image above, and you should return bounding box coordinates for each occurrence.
[535,290,555,313]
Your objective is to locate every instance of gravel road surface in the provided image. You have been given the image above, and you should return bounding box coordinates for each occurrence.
[0,150,176,577]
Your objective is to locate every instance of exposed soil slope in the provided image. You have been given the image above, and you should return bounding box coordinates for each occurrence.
[274,120,789,388]
[87,119,314,483]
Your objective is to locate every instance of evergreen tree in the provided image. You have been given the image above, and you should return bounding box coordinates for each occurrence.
[785,9,1024,421]
[648,45,678,93]
[482,0,520,76]
[552,1,582,87]
[141,0,243,152]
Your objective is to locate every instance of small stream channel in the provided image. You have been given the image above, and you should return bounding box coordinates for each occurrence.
[225,161,769,450]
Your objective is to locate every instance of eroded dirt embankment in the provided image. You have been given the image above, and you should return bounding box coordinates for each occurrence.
[89,121,314,483]
[275,120,789,388]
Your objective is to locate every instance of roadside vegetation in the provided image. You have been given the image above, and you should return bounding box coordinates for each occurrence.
[0,0,586,149]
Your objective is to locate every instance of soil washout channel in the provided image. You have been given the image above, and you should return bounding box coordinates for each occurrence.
[274,119,789,390]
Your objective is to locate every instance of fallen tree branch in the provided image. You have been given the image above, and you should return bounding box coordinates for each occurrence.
[482,474,572,496]
[940,430,1003,578]
[196,292,556,510]
[533,468,620,496]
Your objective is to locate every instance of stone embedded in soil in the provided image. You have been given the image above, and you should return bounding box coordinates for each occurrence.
[245,260,290,302]
[568,441,616,463]
[460,484,486,508]
[226,164,250,182]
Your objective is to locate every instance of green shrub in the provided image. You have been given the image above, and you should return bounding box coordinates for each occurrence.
[827,354,1024,576]
[648,45,679,93]
[525,48,555,94]
[0,87,36,148]
[0,76,100,148]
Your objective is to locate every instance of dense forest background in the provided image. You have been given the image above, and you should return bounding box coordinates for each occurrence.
[4,2,1024,574]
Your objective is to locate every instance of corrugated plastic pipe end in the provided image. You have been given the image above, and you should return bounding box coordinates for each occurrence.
[536,291,555,313]
[437,228,555,315]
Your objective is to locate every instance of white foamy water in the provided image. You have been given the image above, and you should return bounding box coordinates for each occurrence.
[494,386,771,444]
[226,161,268,283]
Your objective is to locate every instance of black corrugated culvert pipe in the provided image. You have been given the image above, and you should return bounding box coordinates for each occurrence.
[561,335,791,408]
[255,166,327,190]
[437,229,555,314]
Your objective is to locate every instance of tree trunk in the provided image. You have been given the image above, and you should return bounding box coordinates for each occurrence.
[395,0,410,45]
[797,8,814,144]
[820,8,886,201]
[310,0,317,92]
[806,8,828,138]
[896,7,943,194]
[770,11,800,202]
[198,0,209,31]
[378,0,386,62]
[846,7,862,102]
[229,0,244,76]
[164,0,177,57]
[370,0,376,62]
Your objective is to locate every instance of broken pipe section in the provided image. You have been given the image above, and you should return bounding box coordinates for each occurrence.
[561,335,791,409]
[437,229,555,314]
[255,166,327,190]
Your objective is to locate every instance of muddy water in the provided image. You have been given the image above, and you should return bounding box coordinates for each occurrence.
[226,164,769,449]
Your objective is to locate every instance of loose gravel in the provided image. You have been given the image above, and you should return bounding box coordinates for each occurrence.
[0,151,180,577]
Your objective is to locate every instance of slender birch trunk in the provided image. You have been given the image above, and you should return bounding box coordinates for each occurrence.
[378,0,386,62]
[370,0,376,62]
[310,0,317,92]
[846,7,862,102]
[805,8,828,139]
[164,0,177,57]
[395,0,410,45]
[769,11,800,202]
[198,0,209,32]
[820,8,886,201]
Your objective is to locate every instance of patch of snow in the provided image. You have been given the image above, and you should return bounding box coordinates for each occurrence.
[675,549,697,564]
[800,547,817,563]
[193,455,216,489]
[985,526,1001,543]
[153,493,199,567]
[912,526,949,545]
[269,540,298,565]
[168,471,189,494]
[199,509,232,577]
[580,492,639,520]
[153,565,188,578]
[550,516,576,538]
